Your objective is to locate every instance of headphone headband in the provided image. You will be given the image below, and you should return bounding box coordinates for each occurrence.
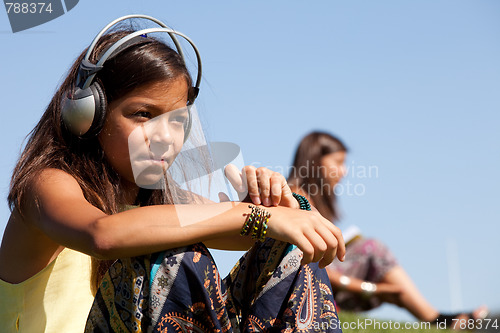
[84,14,185,61]
[79,14,201,93]
[82,27,202,93]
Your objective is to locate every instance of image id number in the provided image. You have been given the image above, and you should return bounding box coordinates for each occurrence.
[453,318,498,330]
[5,2,53,14]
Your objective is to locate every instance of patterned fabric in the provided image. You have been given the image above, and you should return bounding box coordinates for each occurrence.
[327,238,398,311]
[85,239,342,332]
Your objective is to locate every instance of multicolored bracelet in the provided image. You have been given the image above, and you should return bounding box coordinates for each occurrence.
[240,205,256,236]
[292,192,311,211]
[240,204,270,242]
[241,194,309,241]
[255,208,270,242]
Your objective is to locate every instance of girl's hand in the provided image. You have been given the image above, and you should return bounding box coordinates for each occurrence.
[267,206,345,268]
[223,164,298,208]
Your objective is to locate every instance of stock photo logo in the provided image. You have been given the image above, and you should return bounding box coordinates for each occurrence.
[3,0,79,32]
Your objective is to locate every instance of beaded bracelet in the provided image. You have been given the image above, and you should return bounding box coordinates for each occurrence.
[292,192,311,211]
[240,204,270,242]
[251,206,262,238]
[254,208,270,242]
[240,205,257,236]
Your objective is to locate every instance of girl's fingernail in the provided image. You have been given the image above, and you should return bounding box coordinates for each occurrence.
[251,196,261,205]
[263,198,271,206]
[341,254,346,261]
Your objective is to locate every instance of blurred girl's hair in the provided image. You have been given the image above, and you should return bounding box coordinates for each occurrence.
[288,131,347,222]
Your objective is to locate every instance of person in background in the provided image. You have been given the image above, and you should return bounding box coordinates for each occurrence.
[288,131,488,329]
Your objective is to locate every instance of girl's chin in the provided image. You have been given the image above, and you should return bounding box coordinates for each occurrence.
[134,174,165,188]
[133,163,167,188]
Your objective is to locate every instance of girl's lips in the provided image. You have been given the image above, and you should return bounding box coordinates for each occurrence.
[149,159,167,165]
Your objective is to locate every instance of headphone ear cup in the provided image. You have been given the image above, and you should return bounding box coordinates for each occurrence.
[82,82,107,138]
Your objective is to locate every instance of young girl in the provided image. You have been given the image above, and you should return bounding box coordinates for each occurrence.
[0,16,345,332]
[288,131,488,329]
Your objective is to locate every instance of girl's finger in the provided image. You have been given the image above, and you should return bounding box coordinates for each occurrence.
[224,164,247,201]
[315,223,339,268]
[295,235,315,265]
[270,173,283,206]
[303,228,328,263]
[218,192,230,202]
[279,176,300,209]
[256,167,272,206]
[243,165,261,205]
[321,218,345,262]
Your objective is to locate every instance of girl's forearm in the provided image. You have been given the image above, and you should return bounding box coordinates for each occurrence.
[90,202,252,259]
[327,268,366,294]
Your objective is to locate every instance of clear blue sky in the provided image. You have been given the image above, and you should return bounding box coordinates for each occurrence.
[1,0,499,321]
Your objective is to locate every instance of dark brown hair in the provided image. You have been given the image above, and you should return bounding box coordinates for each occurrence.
[288,131,348,222]
[8,29,194,293]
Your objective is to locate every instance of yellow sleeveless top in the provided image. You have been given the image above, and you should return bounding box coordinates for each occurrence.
[0,248,94,332]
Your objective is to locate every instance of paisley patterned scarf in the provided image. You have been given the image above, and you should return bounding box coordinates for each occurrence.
[85,239,342,332]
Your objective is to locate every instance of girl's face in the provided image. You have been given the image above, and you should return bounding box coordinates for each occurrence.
[98,77,189,192]
[320,151,347,187]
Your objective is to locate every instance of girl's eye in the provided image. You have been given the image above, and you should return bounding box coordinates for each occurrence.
[133,111,152,119]
[171,115,187,124]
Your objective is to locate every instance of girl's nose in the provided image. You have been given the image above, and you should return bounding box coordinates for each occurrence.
[148,118,174,155]
[339,164,347,179]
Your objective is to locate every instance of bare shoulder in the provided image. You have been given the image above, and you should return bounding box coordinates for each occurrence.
[34,168,83,192]
[0,169,79,283]
[28,168,87,205]
[23,168,98,229]
[0,169,104,282]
